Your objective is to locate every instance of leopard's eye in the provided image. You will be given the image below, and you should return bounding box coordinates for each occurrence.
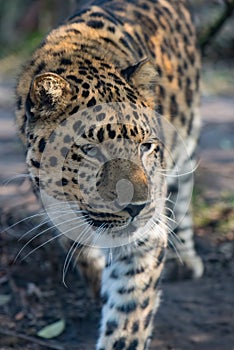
[140,142,155,154]
[81,144,99,157]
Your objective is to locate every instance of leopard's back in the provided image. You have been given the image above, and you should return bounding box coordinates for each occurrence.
[16,0,200,150]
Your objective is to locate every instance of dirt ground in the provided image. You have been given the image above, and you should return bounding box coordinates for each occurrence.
[0,64,234,350]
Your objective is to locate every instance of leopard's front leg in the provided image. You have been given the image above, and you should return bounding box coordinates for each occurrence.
[97,237,167,350]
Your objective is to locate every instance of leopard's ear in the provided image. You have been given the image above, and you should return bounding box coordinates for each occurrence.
[121,58,158,103]
[29,72,73,116]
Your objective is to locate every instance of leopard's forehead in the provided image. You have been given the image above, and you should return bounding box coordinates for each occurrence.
[25,102,157,150]
[67,102,154,143]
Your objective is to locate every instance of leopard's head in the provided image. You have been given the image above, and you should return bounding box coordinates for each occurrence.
[20,59,169,247]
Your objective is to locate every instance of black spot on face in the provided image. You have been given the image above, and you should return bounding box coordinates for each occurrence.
[82,82,90,89]
[185,77,193,107]
[82,90,90,98]
[50,157,58,166]
[170,94,178,117]
[66,28,81,35]
[159,85,165,99]
[64,135,72,143]
[187,112,194,135]
[183,60,188,70]
[60,58,72,65]
[180,112,186,125]
[61,177,68,186]
[61,147,69,157]
[156,105,164,115]
[56,68,65,74]
[72,153,82,162]
[34,62,46,75]
[107,25,115,33]
[31,158,40,168]
[176,20,181,33]
[38,138,46,153]
[97,128,104,142]
[79,172,86,178]
[156,64,162,77]
[79,69,87,75]
[17,96,22,110]
[72,177,78,184]
[133,111,139,120]
[69,105,80,115]
[73,120,82,132]
[168,74,173,82]
[87,97,96,107]
[34,176,40,187]
[93,105,102,113]
[96,113,106,121]
[139,2,150,10]
[107,124,116,139]
[67,75,83,84]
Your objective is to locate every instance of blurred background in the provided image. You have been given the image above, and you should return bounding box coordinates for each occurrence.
[0,1,233,350]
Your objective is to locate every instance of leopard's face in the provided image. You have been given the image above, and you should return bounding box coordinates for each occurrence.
[26,97,167,247]
[17,53,172,247]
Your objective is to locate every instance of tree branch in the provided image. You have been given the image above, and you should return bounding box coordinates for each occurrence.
[199,0,234,54]
[0,327,65,350]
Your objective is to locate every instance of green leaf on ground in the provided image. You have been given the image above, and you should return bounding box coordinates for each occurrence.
[37,319,65,339]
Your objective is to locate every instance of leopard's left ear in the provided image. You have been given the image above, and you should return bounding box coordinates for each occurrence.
[121,58,158,101]
[29,72,73,117]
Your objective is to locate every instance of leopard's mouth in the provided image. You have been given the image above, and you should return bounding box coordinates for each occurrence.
[85,212,131,229]
[83,201,154,231]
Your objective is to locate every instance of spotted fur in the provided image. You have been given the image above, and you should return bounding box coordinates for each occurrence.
[16,1,203,349]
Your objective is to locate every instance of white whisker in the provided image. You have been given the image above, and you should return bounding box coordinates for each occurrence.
[3,174,30,186]
[154,217,183,263]
[15,214,89,261]
[6,211,48,231]
[164,206,176,219]
[62,223,91,285]
[91,222,106,247]
[19,211,85,241]
[19,232,64,262]
[158,161,199,178]
[160,212,176,224]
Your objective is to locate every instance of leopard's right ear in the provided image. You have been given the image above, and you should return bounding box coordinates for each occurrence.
[121,58,159,106]
[28,72,73,117]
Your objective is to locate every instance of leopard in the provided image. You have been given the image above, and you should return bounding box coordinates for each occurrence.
[15,0,204,349]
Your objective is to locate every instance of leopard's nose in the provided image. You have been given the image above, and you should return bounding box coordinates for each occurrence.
[124,203,146,218]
